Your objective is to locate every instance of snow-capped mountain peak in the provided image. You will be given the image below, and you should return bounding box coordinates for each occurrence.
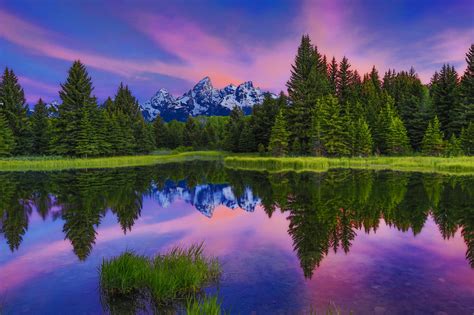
[140,77,276,121]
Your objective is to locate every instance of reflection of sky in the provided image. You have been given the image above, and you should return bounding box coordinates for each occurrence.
[0,197,473,314]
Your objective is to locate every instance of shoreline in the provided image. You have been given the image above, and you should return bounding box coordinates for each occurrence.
[223,156,474,175]
[0,152,473,175]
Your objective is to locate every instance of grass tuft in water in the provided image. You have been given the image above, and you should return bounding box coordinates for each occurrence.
[100,243,221,308]
[100,250,150,296]
[186,295,224,315]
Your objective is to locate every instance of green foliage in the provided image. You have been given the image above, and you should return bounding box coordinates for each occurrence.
[383,68,431,150]
[422,116,445,156]
[461,122,474,155]
[184,116,201,148]
[251,93,284,149]
[186,296,224,315]
[336,56,354,107]
[375,99,410,155]
[268,109,289,156]
[315,95,350,156]
[445,134,463,157]
[0,67,30,155]
[0,113,14,157]
[153,116,167,148]
[430,64,462,137]
[286,35,330,154]
[239,119,256,152]
[386,115,410,155]
[224,106,244,152]
[460,44,474,124]
[354,118,373,156]
[165,120,185,149]
[31,99,51,155]
[51,61,104,157]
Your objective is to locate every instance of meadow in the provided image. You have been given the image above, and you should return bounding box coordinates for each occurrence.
[223,155,474,175]
[0,151,223,172]
[0,151,473,175]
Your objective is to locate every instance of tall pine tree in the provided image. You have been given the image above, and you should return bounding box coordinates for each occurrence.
[268,109,289,156]
[460,44,474,124]
[0,68,31,155]
[422,116,444,156]
[51,61,103,156]
[430,64,461,137]
[0,113,15,156]
[286,35,329,154]
[31,99,50,155]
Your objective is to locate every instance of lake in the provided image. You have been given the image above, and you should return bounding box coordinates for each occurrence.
[0,161,473,314]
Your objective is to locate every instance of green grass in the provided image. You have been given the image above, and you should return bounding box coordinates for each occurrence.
[0,151,224,172]
[186,296,225,315]
[224,155,474,175]
[100,243,221,307]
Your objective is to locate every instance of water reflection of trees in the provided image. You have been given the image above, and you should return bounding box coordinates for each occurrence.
[225,169,474,277]
[0,162,472,273]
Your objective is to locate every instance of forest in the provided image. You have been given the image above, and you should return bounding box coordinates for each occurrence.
[0,35,473,158]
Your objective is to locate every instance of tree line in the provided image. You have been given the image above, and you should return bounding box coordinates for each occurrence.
[0,37,473,157]
[223,37,474,156]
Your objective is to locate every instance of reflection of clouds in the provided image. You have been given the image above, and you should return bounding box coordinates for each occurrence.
[0,202,291,294]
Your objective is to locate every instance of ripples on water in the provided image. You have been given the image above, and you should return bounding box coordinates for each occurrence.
[0,161,473,314]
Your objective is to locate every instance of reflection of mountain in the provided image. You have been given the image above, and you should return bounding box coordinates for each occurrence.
[152,180,260,217]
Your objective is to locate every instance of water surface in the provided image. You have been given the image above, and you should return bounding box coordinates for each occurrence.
[0,162,473,314]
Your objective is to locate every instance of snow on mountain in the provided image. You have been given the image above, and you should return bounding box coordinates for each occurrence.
[151,181,261,218]
[140,77,276,121]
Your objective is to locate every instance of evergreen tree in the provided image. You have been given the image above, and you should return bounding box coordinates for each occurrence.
[31,99,50,155]
[354,118,373,156]
[422,116,444,156]
[460,44,474,124]
[51,61,102,156]
[461,122,474,155]
[286,35,329,154]
[445,134,463,157]
[328,57,338,96]
[336,56,354,107]
[251,93,284,149]
[386,115,410,155]
[76,106,99,157]
[268,109,289,156]
[153,116,167,148]
[183,116,200,148]
[317,95,350,156]
[0,68,31,155]
[165,120,184,149]
[383,68,431,150]
[239,120,256,152]
[0,113,14,156]
[134,119,155,153]
[203,121,217,149]
[225,106,244,152]
[430,64,461,136]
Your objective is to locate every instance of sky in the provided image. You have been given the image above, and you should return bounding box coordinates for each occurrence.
[0,0,473,104]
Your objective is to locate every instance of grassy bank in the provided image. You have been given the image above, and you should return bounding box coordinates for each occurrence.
[0,151,224,172]
[224,156,474,175]
[100,243,221,310]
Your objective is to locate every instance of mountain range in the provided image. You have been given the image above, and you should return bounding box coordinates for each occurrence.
[140,76,275,121]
